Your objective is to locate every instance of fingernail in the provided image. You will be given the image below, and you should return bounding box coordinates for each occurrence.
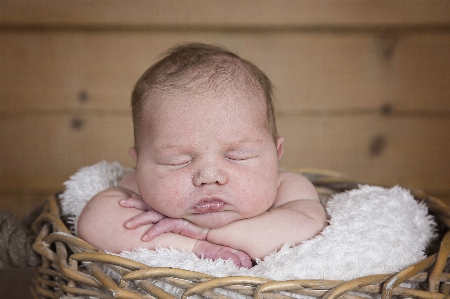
[125,221,132,228]
[119,199,126,205]
[142,235,148,241]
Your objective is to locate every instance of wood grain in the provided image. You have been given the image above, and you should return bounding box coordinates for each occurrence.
[277,115,450,193]
[1,31,449,113]
[1,0,450,28]
[1,0,450,214]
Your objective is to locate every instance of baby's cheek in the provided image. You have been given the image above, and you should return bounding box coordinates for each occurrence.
[252,178,278,209]
[168,188,186,209]
[154,182,188,214]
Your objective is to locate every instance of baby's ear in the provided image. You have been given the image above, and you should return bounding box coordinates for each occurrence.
[128,147,138,163]
[276,137,284,159]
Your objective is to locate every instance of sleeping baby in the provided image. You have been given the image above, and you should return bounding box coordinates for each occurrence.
[77,43,327,268]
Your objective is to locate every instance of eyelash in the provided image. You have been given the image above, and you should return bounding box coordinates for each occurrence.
[225,153,255,162]
[227,156,246,161]
[170,161,191,166]
[160,152,256,168]
[161,158,192,168]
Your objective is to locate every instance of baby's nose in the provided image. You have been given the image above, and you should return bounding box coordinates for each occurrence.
[193,166,227,186]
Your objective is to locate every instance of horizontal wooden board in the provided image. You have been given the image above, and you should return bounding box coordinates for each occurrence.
[1,31,450,114]
[0,114,135,194]
[1,113,449,196]
[1,0,450,28]
[278,115,450,193]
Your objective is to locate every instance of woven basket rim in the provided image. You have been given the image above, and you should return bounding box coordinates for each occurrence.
[30,169,450,299]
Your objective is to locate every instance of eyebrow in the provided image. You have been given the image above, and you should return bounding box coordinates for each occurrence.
[229,137,264,146]
[153,144,191,155]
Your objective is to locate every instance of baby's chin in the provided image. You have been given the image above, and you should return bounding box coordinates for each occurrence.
[187,212,241,229]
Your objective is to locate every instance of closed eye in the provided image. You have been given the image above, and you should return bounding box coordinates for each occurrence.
[225,152,257,162]
[159,157,192,169]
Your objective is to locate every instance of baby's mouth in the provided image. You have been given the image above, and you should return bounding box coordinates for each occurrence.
[194,198,225,213]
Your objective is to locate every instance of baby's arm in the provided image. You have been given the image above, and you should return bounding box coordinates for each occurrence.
[207,171,327,259]
[77,186,199,253]
[143,171,327,260]
[77,182,252,267]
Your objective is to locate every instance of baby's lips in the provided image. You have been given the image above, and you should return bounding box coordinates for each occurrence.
[194,198,225,213]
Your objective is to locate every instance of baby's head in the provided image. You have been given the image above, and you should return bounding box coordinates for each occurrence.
[129,43,284,228]
[131,43,278,148]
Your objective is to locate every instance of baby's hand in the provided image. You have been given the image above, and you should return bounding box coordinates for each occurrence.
[119,194,167,229]
[141,218,209,241]
[194,241,252,268]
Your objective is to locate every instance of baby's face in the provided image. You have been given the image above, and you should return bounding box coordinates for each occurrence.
[132,89,283,229]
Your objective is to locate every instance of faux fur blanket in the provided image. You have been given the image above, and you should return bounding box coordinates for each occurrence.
[60,161,436,282]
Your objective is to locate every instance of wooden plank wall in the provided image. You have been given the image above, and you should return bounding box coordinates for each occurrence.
[1,0,450,218]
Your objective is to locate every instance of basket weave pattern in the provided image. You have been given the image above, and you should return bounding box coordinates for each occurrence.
[30,170,450,299]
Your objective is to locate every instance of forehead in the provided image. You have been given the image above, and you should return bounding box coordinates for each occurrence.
[134,61,272,146]
[137,87,269,143]
[146,62,266,109]
[146,84,266,118]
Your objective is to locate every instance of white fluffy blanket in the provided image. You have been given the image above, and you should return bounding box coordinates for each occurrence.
[60,161,436,282]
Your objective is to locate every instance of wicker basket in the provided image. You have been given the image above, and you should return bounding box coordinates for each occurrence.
[30,169,450,299]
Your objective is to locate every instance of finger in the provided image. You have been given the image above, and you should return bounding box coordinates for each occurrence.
[119,196,148,210]
[142,219,208,241]
[172,224,209,239]
[194,241,235,264]
[124,211,166,229]
[142,218,179,241]
[215,247,252,268]
[232,250,253,269]
[194,242,252,268]
[216,250,244,267]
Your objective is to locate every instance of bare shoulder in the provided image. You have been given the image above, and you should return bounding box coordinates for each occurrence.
[274,170,327,224]
[77,187,150,252]
[77,187,199,254]
[274,170,319,207]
